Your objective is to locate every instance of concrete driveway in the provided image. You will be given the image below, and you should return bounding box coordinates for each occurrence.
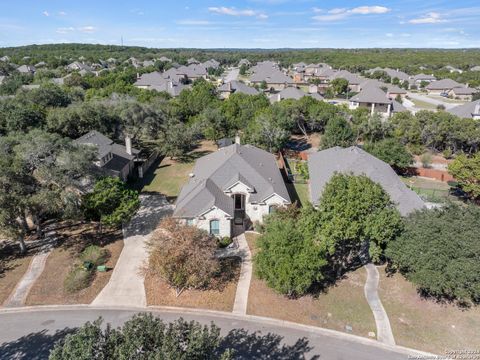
[407,91,457,110]
[91,194,173,307]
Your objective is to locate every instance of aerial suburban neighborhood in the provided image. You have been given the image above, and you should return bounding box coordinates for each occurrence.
[1,1,480,359]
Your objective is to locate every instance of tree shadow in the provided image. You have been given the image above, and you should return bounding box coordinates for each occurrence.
[177,150,212,163]
[220,329,320,359]
[209,257,242,292]
[0,328,75,360]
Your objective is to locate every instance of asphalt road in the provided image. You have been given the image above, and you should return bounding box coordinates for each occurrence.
[0,307,421,360]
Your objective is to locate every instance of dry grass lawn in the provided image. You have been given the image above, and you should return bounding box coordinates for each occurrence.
[25,223,123,305]
[0,250,33,305]
[145,257,241,312]
[245,233,376,338]
[378,267,480,354]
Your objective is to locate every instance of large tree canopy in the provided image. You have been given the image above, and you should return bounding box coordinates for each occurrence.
[448,152,480,200]
[386,205,480,304]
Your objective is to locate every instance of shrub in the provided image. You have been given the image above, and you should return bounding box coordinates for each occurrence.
[80,245,110,266]
[420,152,432,168]
[64,265,94,293]
[218,236,232,248]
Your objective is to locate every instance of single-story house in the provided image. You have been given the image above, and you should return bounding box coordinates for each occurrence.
[187,58,200,65]
[448,100,480,120]
[249,68,294,91]
[158,56,172,63]
[74,131,139,181]
[133,71,187,96]
[308,146,425,216]
[411,74,436,86]
[218,80,259,99]
[448,87,477,101]
[426,79,463,95]
[173,142,291,237]
[66,62,92,73]
[269,86,323,103]
[332,70,362,92]
[386,84,407,99]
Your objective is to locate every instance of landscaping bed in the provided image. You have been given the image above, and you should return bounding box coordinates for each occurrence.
[25,223,123,305]
[145,257,241,312]
[245,233,376,338]
[378,267,480,354]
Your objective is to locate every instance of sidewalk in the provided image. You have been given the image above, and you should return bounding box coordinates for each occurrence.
[232,233,252,315]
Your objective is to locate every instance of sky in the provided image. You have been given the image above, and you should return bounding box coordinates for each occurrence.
[1,0,480,49]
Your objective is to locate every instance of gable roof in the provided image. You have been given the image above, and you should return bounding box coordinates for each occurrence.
[450,87,477,95]
[426,79,463,90]
[350,85,391,104]
[308,146,425,216]
[332,70,362,85]
[74,130,138,160]
[250,67,293,84]
[173,144,291,218]
[448,100,480,119]
[218,80,259,95]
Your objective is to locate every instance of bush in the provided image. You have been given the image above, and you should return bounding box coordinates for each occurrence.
[80,245,110,266]
[420,152,432,168]
[386,205,480,304]
[218,236,232,248]
[64,266,95,293]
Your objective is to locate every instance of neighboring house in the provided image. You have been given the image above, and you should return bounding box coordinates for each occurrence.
[21,84,41,90]
[173,143,291,237]
[0,56,10,62]
[383,68,410,83]
[386,84,407,99]
[187,57,200,65]
[158,56,172,62]
[0,75,5,85]
[426,79,464,95]
[411,73,436,86]
[238,59,251,67]
[17,64,36,75]
[349,85,394,116]
[331,70,362,92]
[448,100,480,120]
[448,87,477,101]
[203,59,220,69]
[74,131,139,181]
[444,65,463,74]
[269,86,323,103]
[471,66,480,72]
[308,146,425,216]
[142,60,155,67]
[176,64,207,80]
[218,80,259,99]
[133,71,187,96]
[249,68,294,90]
[35,61,47,68]
[292,62,307,73]
[67,61,92,73]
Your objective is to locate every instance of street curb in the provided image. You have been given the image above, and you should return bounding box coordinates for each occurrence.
[0,304,437,357]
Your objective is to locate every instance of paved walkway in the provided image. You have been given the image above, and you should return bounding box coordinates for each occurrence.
[3,250,51,307]
[231,233,252,315]
[91,194,173,307]
[364,263,395,345]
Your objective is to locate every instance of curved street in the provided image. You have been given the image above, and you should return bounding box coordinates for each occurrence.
[0,306,430,360]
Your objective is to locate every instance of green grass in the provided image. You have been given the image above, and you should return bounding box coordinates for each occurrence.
[140,160,195,197]
[410,99,437,110]
[294,183,310,207]
[400,176,452,202]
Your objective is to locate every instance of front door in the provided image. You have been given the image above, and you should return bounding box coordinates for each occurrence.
[233,194,245,225]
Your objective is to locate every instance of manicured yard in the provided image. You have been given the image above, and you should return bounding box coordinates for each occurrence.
[245,233,376,339]
[378,267,480,354]
[145,257,241,312]
[139,140,217,199]
[25,223,123,305]
[293,183,310,207]
[401,176,452,202]
[0,248,33,305]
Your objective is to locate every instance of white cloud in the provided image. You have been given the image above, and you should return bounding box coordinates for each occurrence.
[409,12,446,24]
[56,27,75,34]
[385,32,394,37]
[313,5,390,21]
[42,11,49,17]
[78,26,96,33]
[58,11,67,16]
[208,6,268,19]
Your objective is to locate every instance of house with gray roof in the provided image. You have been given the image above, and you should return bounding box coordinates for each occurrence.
[187,57,200,65]
[0,56,10,62]
[269,86,323,103]
[308,146,425,216]
[218,80,259,99]
[426,79,463,94]
[176,64,207,80]
[471,66,480,72]
[0,76,5,85]
[173,142,291,237]
[411,73,436,86]
[448,100,480,120]
[134,71,187,96]
[203,59,220,69]
[448,87,477,101]
[332,70,362,92]
[66,62,92,73]
[158,56,172,63]
[249,67,294,90]
[349,85,393,116]
[74,131,139,181]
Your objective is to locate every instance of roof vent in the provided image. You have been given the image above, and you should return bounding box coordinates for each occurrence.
[189,173,195,178]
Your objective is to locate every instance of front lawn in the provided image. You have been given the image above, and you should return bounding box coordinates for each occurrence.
[25,223,123,305]
[293,183,310,207]
[145,257,241,312]
[378,267,480,354]
[245,233,376,338]
[0,245,33,305]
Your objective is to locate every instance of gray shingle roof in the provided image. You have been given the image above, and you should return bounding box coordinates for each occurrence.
[426,79,463,90]
[332,70,362,85]
[174,144,291,218]
[134,72,165,87]
[74,130,138,161]
[308,146,425,216]
[350,85,391,104]
[218,81,259,95]
[450,87,476,95]
[448,100,480,119]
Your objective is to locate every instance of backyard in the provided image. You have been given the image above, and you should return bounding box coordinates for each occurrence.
[400,176,453,203]
[245,232,377,339]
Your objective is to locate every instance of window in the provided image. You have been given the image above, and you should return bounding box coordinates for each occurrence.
[268,205,277,214]
[186,219,194,226]
[209,220,220,236]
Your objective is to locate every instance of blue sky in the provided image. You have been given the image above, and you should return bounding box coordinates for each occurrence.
[1,0,479,48]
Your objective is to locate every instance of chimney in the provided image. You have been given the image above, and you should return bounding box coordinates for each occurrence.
[125,136,132,155]
[168,80,173,89]
[137,72,140,79]
[235,135,241,145]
